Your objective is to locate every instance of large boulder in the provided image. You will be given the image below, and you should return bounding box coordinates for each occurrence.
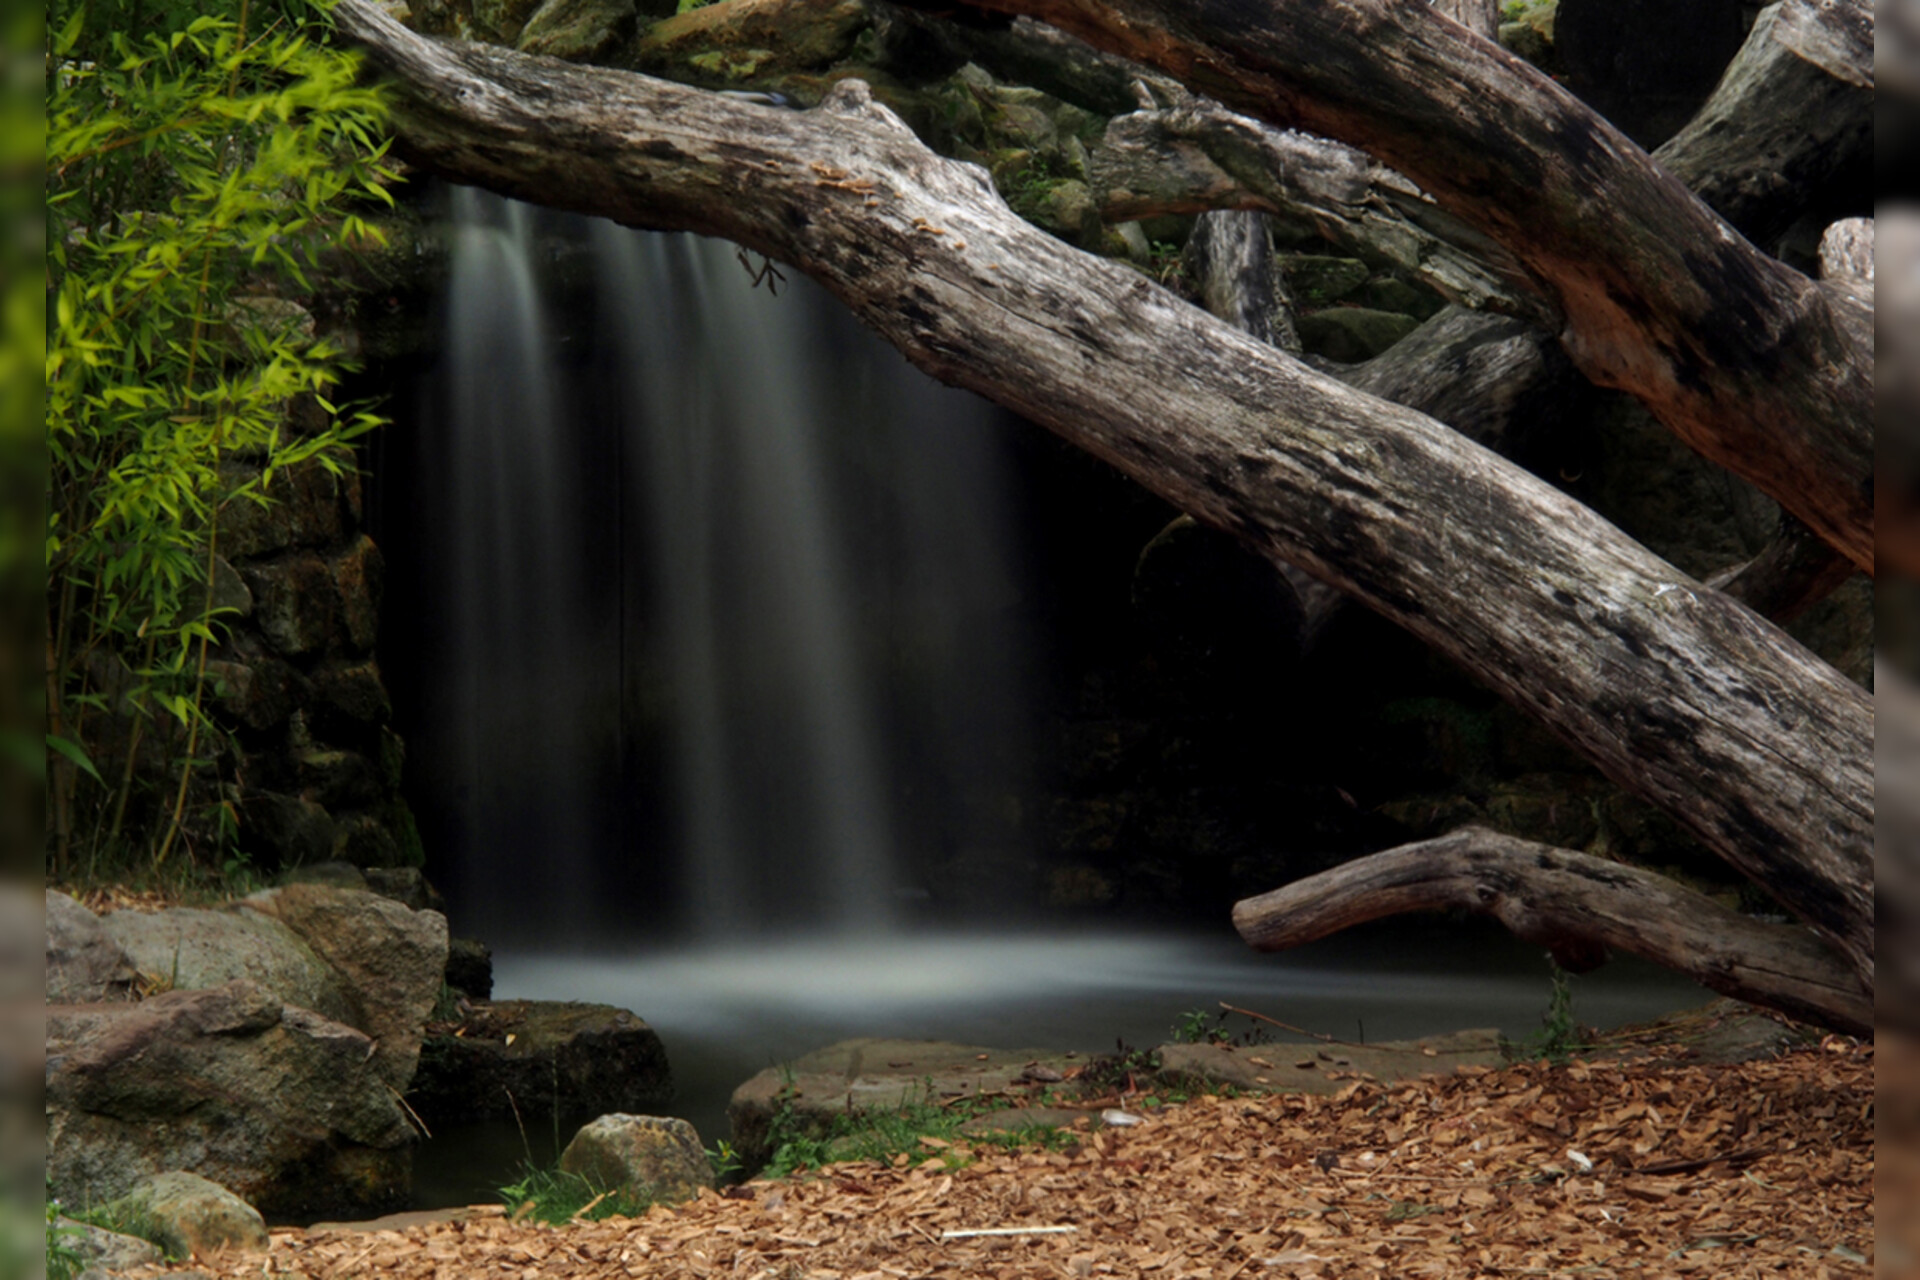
[46,891,136,1004]
[97,886,447,1091]
[557,1115,713,1206]
[99,904,350,1025]
[46,981,416,1219]
[239,885,448,1091]
[407,1000,672,1126]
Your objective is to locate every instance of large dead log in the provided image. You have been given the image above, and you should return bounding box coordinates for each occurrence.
[1652,0,1872,248]
[957,0,1875,573]
[1231,828,1871,1036]
[330,0,1874,989]
[1090,103,1540,321]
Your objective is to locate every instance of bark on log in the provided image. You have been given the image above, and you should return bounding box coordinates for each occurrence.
[958,0,1875,572]
[1231,828,1871,1036]
[1652,0,1873,248]
[1707,516,1856,625]
[1183,210,1300,353]
[330,0,1874,989]
[1341,306,1577,464]
[1090,103,1541,321]
[1430,0,1499,41]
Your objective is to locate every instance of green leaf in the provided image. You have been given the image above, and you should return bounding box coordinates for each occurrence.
[46,734,103,784]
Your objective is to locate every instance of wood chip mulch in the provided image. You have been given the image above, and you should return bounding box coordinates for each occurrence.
[130,1038,1872,1279]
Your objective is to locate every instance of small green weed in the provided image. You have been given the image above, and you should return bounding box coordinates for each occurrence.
[46,1196,89,1280]
[499,1163,651,1225]
[1511,958,1591,1065]
[759,1078,1072,1180]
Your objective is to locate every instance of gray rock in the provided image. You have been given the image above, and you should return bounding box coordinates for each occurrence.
[100,904,351,1026]
[124,1171,269,1258]
[313,659,393,724]
[518,0,636,59]
[408,1000,672,1126]
[558,1115,713,1206]
[281,860,370,892]
[209,555,253,619]
[46,980,415,1219]
[244,884,448,1090]
[46,891,137,1004]
[57,1218,163,1271]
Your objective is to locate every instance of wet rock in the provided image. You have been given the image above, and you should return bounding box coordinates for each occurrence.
[332,535,385,653]
[728,1039,1078,1172]
[558,1115,713,1206]
[518,0,636,60]
[46,891,137,1004]
[243,554,341,657]
[46,981,415,1219]
[1044,863,1119,907]
[282,860,371,892]
[408,1000,672,1126]
[635,0,869,81]
[122,1171,269,1258]
[1297,307,1422,362]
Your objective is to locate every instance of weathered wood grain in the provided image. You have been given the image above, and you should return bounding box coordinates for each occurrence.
[954,0,1874,572]
[330,0,1873,987]
[1654,0,1872,247]
[1232,828,1870,1035]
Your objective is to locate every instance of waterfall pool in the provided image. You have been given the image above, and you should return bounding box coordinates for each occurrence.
[409,917,1710,1209]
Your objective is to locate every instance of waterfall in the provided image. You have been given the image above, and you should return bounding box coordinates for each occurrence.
[415,188,1030,942]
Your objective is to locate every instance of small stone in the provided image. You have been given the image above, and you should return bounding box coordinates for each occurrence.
[558,1115,714,1206]
[126,1171,269,1258]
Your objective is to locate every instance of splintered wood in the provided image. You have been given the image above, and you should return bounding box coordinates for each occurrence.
[126,1040,1872,1278]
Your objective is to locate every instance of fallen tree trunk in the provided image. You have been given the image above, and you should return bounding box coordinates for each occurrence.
[331,0,1874,989]
[962,0,1875,572]
[1232,828,1871,1036]
[1090,102,1540,321]
[1652,0,1872,248]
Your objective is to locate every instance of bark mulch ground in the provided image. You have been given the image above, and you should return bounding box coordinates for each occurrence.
[130,1037,1872,1279]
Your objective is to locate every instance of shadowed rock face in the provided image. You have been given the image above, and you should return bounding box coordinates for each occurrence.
[46,980,417,1219]
[406,999,674,1127]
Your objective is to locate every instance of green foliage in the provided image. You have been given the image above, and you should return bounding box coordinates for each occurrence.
[1075,1038,1161,1093]
[62,1193,174,1262]
[1515,958,1590,1065]
[45,0,396,880]
[759,1080,1073,1181]
[499,1163,652,1225]
[45,1196,89,1280]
